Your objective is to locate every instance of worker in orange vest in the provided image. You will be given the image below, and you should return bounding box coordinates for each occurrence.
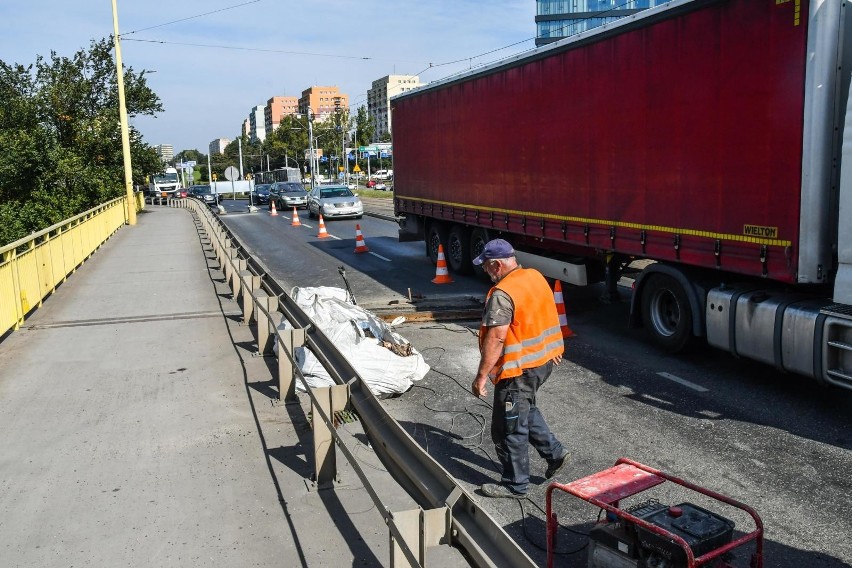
[471,239,569,498]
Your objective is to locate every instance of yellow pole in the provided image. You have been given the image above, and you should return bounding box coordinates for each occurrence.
[111,0,136,226]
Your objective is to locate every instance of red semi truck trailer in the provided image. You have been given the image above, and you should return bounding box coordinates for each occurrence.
[393,0,852,388]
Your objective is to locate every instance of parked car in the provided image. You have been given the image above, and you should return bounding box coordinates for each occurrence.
[252,183,272,205]
[374,183,388,191]
[307,185,363,219]
[366,179,377,188]
[271,181,308,209]
[188,184,220,206]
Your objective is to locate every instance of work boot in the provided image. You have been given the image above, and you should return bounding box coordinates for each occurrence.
[545,450,570,480]
[480,483,526,499]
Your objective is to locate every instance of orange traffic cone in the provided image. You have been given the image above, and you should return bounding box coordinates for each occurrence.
[354,224,369,253]
[317,214,330,238]
[553,280,575,338]
[270,200,278,216]
[431,244,454,284]
[291,207,301,226]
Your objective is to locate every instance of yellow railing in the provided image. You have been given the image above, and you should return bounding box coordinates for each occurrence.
[0,193,144,336]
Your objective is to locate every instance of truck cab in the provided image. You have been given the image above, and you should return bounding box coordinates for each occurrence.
[148,167,181,197]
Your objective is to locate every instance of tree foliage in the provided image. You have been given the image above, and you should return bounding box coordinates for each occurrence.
[0,38,162,246]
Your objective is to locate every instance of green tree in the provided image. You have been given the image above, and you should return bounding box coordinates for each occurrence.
[262,115,310,174]
[0,38,162,245]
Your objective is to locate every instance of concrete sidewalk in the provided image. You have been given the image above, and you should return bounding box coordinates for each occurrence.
[0,205,458,567]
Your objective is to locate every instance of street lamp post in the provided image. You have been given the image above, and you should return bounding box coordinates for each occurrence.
[110,0,136,226]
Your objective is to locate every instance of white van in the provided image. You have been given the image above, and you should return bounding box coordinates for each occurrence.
[371,169,393,181]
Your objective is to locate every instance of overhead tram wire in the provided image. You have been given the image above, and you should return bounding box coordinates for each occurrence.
[122,38,381,61]
[122,0,264,36]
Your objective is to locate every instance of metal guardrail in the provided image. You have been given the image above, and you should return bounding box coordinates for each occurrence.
[0,194,144,337]
[173,197,538,568]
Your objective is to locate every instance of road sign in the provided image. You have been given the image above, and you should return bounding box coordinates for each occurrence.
[353,164,361,173]
[186,160,197,167]
[338,166,344,172]
[224,166,239,181]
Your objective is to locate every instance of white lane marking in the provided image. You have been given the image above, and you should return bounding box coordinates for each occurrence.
[369,252,391,261]
[301,224,313,229]
[328,234,342,240]
[656,372,709,392]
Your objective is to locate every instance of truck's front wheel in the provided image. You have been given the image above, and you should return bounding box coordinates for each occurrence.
[641,274,693,353]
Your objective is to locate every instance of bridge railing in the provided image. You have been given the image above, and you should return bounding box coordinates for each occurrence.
[176,196,537,568]
[0,193,144,337]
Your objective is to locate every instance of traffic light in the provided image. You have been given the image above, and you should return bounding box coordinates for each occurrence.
[212,173,218,181]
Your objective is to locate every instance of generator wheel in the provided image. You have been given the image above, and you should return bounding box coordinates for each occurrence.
[641,274,693,353]
[447,226,472,274]
[427,223,448,265]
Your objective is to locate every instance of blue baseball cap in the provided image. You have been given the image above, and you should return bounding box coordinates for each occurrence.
[473,239,515,265]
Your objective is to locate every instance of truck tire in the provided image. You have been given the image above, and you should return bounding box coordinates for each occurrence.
[447,225,473,275]
[427,223,448,265]
[470,228,490,278]
[640,274,693,353]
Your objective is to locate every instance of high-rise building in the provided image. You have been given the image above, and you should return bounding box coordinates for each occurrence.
[367,75,422,139]
[535,0,666,46]
[155,144,174,163]
[242,119,250,138]
[208,138,230,156]
[298,86,348,121]
[264,96,298,134]
[248,105,266,143]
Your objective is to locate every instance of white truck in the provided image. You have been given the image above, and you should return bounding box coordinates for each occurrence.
[148,167,181,197]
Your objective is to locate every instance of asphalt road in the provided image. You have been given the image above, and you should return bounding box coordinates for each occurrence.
[214,198,852,567]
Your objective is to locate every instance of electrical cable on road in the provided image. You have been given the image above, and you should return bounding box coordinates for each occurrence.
[419,347,591,556]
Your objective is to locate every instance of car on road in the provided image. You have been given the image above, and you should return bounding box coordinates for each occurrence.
[188,184,220,206]
[306,185,363,219]
[252,183,272,205]
[271,181,308,210]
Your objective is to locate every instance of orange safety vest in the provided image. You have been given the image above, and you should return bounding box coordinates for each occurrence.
[479,268,565,382]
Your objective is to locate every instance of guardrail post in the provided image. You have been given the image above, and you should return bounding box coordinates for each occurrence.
[255,295,278,356]
[240,272,260,323]
[231,259,247,299]
[312,383,349,490]
[389,506,452,568]
[278,328,305,402]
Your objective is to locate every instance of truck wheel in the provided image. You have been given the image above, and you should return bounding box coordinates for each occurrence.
[447,226,473,275]
[470,228,490,278]
[640,274,693,353]
[427,224,448,265]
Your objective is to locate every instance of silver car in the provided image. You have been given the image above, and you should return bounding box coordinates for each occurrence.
[307,185,363,219]
[271,182,307,209]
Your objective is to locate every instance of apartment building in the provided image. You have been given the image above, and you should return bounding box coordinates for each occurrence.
[208,138,230,156]
[367,75,422,139]
[155,144,174,163]
[248,105,266,143]
[298,86,348,121]
[264,96,298,134]
[535,0,666,45]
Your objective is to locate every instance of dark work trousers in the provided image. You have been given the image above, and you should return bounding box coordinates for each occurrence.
[491,360,565,494]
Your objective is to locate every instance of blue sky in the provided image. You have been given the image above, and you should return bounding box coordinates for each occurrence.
[2,0,535,153]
